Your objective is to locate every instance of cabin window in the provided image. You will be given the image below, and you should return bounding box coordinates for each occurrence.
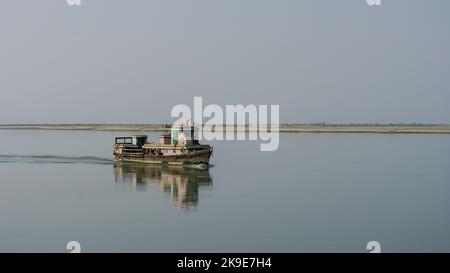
[115,137,132,144]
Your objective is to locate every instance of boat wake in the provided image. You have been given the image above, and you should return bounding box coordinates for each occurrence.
[0,154,113,165]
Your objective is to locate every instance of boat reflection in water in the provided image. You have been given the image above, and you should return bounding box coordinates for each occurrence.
[113,162,213,210]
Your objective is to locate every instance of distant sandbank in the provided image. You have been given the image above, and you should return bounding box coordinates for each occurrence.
[1,124,450,134]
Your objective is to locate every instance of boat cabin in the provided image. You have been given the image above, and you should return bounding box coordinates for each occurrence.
[168,125,199,145]
[114,126,199,148]
[115,135,148,146]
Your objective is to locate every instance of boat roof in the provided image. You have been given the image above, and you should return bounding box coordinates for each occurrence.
[143,143,211,149]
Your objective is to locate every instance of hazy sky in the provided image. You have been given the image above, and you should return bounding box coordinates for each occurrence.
[0,0,449,124]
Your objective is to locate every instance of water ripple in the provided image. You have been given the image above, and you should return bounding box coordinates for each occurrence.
[0,154,113,165]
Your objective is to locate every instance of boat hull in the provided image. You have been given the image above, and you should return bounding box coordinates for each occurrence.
[114,149,212,169]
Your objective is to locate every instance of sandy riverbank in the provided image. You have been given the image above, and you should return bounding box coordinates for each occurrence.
[1,124,450,134]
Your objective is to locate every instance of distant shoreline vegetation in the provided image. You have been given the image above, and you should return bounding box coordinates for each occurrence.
[0,123,450,134]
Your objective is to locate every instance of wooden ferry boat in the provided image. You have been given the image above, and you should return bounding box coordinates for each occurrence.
[113,126,213,169]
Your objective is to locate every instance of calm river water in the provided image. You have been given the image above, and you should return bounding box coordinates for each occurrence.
[0,130,449,252]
